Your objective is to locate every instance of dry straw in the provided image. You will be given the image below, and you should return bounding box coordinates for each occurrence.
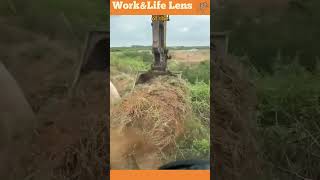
[110,75,192,169]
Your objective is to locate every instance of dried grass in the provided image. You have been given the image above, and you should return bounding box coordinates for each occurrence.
[53,121,107,180]
[212,56,261,180]
[110,75,192,169]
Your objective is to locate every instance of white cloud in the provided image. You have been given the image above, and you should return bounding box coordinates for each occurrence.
[179,27,189,32]
[121,24,136,32]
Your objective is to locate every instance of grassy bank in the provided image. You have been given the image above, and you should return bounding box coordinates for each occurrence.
[253,61,320,179]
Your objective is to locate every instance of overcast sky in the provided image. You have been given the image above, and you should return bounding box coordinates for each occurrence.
[110,15,210,47]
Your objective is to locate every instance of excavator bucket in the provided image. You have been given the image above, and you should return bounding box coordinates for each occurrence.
[135,70,182,85]
[135,31,228,85]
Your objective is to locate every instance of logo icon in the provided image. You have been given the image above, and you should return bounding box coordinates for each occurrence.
[200,2,208,10]
[199,2,208,14]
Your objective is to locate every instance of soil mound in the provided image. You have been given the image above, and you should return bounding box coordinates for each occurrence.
[110,75,191,169]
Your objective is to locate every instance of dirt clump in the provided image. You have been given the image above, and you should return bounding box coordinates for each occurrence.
[110,75,191,169]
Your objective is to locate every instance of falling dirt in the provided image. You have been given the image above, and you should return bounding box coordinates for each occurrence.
[110,127,161,169]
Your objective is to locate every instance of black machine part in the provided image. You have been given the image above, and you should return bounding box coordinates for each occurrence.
[158,159,210,170]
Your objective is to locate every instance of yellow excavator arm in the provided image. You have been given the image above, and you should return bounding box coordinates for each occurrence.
[151,15,170,72]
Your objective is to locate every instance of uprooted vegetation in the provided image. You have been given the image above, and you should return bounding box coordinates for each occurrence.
[110,75,191,169]
[110,47,211,168]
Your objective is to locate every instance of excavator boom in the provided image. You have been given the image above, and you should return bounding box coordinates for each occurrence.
[134,15,173,85]
[151,15,170,72]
